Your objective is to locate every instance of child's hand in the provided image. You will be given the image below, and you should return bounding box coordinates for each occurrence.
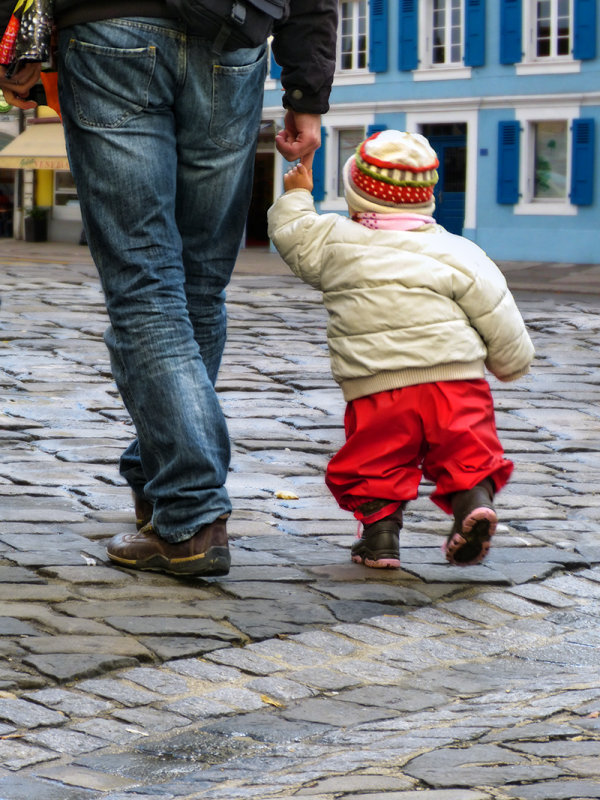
[283,163,314,193]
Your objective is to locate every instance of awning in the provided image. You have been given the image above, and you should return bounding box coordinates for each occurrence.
[0,120,69,170]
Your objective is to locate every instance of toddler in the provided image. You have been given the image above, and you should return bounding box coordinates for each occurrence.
[267,130,534,568]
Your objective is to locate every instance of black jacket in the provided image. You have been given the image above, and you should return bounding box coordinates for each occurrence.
[0,0,337,113]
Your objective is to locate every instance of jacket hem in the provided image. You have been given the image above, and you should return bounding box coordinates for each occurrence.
[55,2,177,28]
[340,361,487,402]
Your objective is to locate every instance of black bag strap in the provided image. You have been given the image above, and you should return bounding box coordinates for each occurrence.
[245,0,286,20]
[212,0,247,51]
[166,0,288,52]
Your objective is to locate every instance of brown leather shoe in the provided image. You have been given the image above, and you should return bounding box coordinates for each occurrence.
[106,516,230,576]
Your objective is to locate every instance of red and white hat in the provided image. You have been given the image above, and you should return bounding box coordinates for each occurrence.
[343,130,439,215]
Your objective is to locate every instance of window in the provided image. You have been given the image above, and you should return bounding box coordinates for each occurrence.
[531,0,572,59]
[533,120,568,199]
[431,0,463,65]
[502,0,597,69]
[53,171,80,221]
[409,0,482,78]
[54,171,78,207]
[521,116,573,210]
[337,127,365,196]
[498,108,594,215]
[338,0,368,71]
[513,0,593,72]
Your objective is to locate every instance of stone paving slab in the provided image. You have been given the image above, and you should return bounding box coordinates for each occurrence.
[0,245,599,797]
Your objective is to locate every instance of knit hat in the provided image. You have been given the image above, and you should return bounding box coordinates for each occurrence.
[343,130,439,216]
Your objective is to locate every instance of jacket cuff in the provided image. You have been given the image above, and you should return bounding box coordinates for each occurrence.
[282,87,330,115]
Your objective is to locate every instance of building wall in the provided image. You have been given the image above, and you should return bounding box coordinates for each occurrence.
[264,0,600,264]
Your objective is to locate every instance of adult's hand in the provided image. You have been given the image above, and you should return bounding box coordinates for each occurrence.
[275,110,321,169]
[0,62,42,110]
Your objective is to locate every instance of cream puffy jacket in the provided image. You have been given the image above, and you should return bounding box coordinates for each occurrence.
[268,190,534,402]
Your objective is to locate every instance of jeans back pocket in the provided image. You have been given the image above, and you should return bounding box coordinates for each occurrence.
[64,35,157,129]
[210,48,267,150]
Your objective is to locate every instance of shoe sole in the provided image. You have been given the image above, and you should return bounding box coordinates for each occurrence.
[351,553,401,569]
[444,507,497,566]
[107,546,231,577]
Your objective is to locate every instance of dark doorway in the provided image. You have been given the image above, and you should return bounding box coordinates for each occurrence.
[421,123,467,235]
[246,152,274,247]
[0,169,14,238]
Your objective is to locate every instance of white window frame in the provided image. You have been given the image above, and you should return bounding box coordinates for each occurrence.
[517,0,581,74]
[52,170,80,221]
[335,126,367,198]
[514,104,578,216]
[320,113,371,212]
[414,0,471,81]
[431,0,464,66]
[337,0,370,75]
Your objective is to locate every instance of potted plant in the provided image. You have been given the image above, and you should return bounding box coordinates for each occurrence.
[24,206,49,242]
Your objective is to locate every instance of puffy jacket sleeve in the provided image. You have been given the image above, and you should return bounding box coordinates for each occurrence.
[267,189,339,290]
[271,0,337,114]
[445,238,535,382]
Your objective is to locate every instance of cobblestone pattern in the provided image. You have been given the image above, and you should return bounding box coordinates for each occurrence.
[0,251,599,798]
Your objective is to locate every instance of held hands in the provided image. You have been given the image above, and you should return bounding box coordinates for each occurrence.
[275,110,321,170]
[283,163,313,193]
[0,63,42,109]
[276,110,318,194]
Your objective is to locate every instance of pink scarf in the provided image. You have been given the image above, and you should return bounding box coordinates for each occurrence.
[352,212,436,231]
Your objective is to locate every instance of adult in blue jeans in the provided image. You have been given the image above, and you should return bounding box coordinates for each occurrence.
[0,0,337,576]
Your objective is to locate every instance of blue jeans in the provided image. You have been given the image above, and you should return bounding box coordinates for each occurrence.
[57,18,267,541]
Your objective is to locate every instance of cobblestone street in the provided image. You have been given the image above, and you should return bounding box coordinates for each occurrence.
[0,242,599,799]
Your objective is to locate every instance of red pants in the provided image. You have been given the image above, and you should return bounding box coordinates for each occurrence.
[325,380,513,523]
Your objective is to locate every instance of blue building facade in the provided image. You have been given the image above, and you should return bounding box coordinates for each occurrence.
[263,0,599,263]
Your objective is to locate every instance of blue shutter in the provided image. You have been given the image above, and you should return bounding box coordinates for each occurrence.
[398,0,418,71]
[465,0,485,67]
[497,121,520,204]
[312,127,327,202]
[369,0,388,72]
[573,0,597,60]
[500,0,522,64]
[270,50,282,80]
[570,118,595,206]
[367,124,387,136]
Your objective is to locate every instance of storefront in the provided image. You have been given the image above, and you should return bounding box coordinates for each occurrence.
[0,108,277,246]
[0,109,81,242]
